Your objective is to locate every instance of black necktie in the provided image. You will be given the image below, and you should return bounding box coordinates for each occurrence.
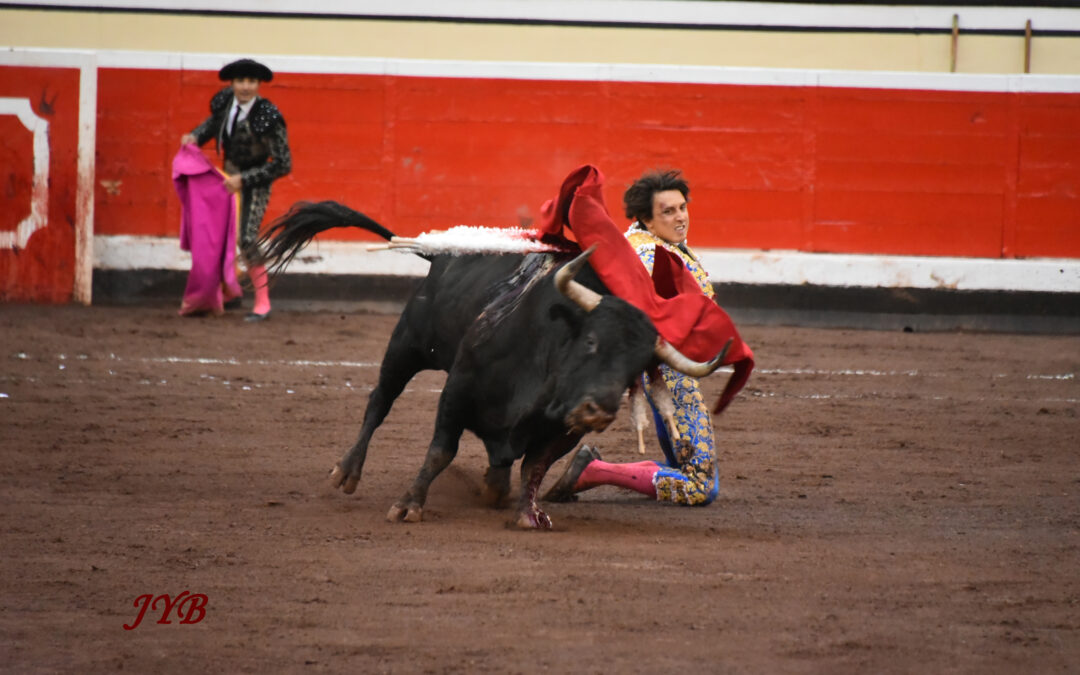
[228,105,240,137]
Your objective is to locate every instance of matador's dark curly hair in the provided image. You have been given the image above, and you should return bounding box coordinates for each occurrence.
[622,169,690,225]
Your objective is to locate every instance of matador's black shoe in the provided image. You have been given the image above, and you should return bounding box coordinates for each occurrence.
[542,445,601,502]
[244,310,271,323]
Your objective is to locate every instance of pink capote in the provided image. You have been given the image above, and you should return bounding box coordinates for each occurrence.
[537,164,754,414]
[173,144,242,316]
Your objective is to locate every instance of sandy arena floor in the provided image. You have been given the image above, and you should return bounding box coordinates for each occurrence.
[1,303,1077,673]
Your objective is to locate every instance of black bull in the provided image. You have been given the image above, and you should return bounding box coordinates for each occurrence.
[256,201,728,529]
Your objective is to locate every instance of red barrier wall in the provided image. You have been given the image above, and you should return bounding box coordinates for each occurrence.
[1,66,81,302]
[94,68,1080,258]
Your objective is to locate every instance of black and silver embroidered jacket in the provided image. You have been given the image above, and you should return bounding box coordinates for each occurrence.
[190,86,292,189]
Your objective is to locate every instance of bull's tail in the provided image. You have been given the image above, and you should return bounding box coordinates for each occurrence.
[253,201,397,275]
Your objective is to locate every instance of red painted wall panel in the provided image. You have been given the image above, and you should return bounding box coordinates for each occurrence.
[0,66,81,302]
[812,190,1004,257]
[817,130,1011,165]
[1016,196,1080,257]
[1015,95,1080,257]
[816,160,1006,194]
[91,68,1080,260]
[95,67,184,238]
[702,188,805,251]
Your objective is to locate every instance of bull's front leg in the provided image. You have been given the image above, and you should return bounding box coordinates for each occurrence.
[386,437,460,523]
[482,463,513,508]
[515,434,581,530]
[387,401,465,523]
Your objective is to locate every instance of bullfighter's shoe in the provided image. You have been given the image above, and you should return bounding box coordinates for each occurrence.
[542,445,601,502]
[244,310,271,323]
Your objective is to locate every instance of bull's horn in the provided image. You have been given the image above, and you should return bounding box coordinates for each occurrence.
[554,244,602,312]
[654,337,733,377]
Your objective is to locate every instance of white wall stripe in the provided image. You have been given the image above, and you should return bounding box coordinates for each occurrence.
[93,234,1080,293]
[93,234,434,277]
[698,250,1080,293]
[6,48,1080,93]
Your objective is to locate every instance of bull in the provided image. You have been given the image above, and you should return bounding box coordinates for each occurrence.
[256,201,728,529]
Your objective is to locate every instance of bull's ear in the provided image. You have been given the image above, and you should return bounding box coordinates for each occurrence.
[548,303,583,339]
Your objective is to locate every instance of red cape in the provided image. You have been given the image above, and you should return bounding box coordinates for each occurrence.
[538,164,754,414]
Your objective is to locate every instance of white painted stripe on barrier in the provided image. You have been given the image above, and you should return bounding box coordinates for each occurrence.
[93,234,1080,293]
[21,1,1080,33]
[697,250,1080,293]
[6,48,1080,93]
[92,234,433,277]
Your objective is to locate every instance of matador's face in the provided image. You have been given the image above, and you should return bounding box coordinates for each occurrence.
[231,78,261,105]
[644,189,690,245]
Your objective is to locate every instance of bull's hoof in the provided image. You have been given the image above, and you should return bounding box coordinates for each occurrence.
[515,508,553,530]
[342,475,360,494]
[387,502,423,523]
[329,463,360,494]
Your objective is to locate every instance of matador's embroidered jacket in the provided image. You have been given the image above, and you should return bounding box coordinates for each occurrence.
[627,224,720,506]
[189,87,291,251]
[625,225,713,297]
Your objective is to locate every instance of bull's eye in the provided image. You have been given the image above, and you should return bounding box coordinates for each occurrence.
[585,332,599,355]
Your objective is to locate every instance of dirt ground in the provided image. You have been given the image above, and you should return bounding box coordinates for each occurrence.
[1,303,1077,674]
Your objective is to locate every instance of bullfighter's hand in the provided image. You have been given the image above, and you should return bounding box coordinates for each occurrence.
[224,174,243,194]
[180,133,196,146]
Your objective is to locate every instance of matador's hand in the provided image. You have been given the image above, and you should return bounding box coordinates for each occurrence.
[224,174,243,194]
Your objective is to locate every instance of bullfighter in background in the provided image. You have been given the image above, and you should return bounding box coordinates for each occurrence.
[180,57,291,322]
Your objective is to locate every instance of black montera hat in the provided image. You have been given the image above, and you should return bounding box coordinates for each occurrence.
[218,58,273,82]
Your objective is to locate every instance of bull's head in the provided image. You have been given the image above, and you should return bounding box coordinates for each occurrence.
[555,245,729,377]
[545,245,727,435]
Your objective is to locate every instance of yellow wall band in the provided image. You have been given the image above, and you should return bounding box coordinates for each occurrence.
[3,8,1079,75]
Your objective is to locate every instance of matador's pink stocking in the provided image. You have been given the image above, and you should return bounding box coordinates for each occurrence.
[249,264,271,316]
[576,459,659,498]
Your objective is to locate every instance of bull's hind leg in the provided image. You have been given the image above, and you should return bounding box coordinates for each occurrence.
[331,330,425,494]
[515,434,581,530]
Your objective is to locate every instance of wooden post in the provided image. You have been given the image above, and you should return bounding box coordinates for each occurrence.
[1025,19,1032,74]
[951,14,959,73]
[74,55,97,305]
